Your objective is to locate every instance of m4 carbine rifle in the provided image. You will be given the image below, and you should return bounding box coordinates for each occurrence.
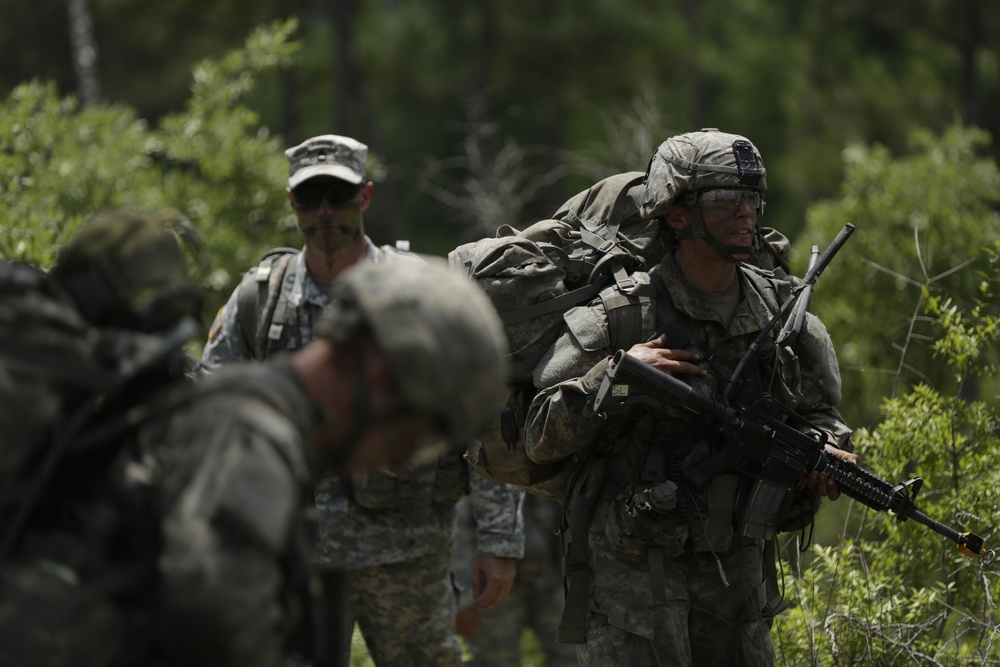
[594,350,993,562]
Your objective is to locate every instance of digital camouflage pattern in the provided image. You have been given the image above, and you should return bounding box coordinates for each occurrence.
[135,362,318,667]
[195,241,383,375]
[315,256,509,444]
[196,239,524,664]
[452,493,577,667]
[285,134,368,188]
[49,211,203,333]
[0,262,101,480]
[334,547,461,666]
[639,128,768,221]
[525,248,852,665]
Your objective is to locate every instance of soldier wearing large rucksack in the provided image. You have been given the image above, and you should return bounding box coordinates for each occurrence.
[0,215,511,667]
[453,129,858,665]
[524,130,856,665]
[0,212,206,665]
[453,151,794,501]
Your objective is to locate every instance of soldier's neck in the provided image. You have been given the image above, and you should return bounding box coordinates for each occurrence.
[673,247,738,294]
[304,238,368,283]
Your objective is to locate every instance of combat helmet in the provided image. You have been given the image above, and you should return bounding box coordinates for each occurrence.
[50,211,204,334]
[640,128,767,262]
[315,258,509,447]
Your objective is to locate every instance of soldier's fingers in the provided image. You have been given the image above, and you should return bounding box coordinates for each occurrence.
[475,577,504,610]
[650,359,707,378]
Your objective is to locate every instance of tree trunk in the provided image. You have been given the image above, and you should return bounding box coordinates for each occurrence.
[328,0,372,142]
[958,0,982,126]
[67,0,100,107]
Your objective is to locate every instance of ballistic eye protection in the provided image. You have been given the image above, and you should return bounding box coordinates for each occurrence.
[292,179,363,210]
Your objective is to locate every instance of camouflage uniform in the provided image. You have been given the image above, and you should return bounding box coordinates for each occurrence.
[134,361,319,667]
[315,458,522,665]
[195,137,524,666]
[2,237,512,667]
[1,212,317,666]
[452,493,578,667]
[195,240,387,373]
[525,249,852,666]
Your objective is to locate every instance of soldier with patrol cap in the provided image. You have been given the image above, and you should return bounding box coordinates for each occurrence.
[524,129,858,665]
[196,133,387,368]
[194,135,524,666]
[0,211,510,667]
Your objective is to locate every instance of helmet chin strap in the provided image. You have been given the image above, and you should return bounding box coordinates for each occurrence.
[317,355,415,476]
[674,198,759,264]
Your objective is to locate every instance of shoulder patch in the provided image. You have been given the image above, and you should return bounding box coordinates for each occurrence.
[208,306,224,341]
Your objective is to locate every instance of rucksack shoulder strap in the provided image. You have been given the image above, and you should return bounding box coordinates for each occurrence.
[237,249,298,361]
[600,270,656,353]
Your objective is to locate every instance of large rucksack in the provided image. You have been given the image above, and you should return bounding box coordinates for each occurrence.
[449,173,661,499]
[0,261,203,664]
[450,172,793,501]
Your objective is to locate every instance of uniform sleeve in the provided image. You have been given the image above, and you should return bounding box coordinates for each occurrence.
[193,282,253,376]
[155,401,308,667]
[524,302,621,465]
[794,312,854,452]
[468,466,525,559]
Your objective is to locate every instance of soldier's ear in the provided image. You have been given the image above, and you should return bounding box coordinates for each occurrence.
[358,182,375,212]
[663,206,690,232]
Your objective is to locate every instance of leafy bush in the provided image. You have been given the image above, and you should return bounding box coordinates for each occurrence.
[775,242,1000,666]
[0,19,302,337]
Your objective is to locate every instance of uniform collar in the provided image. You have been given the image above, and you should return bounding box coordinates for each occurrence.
[655,253,776,335]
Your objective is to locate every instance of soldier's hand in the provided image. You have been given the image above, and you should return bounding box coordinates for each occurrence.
[807,445,859,501]
[627,336,706,378]
[472,556,516,610]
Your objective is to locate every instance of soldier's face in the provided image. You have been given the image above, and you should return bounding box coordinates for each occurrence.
[338,341,445,473]
[289,179,373,255]
[699,189,757,258]
[352,416,445,473]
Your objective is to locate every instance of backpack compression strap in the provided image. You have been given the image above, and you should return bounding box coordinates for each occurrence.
[237,249,298,361]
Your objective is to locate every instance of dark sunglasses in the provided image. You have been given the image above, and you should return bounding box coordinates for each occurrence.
[292,180,362,210]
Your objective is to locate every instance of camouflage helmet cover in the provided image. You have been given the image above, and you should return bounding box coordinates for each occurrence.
[50,211,202,333]
[640,128,767,220]
[315,258,509,443]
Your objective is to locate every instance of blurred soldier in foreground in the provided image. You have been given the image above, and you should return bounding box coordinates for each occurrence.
[195,134,524,666]
[452,493,578,667]
[0,212,509,667]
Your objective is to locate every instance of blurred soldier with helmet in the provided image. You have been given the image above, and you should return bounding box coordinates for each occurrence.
[524,129,858,665]
[0,214,510,667]
[194,133,524,667]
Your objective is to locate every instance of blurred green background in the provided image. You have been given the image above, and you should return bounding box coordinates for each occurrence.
[3,2,1000,663]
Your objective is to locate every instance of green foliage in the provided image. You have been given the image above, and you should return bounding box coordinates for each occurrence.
[0,19,302,331]
[775,242,1000,665]
[0,82,154,267]
[798,126,1000,427]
